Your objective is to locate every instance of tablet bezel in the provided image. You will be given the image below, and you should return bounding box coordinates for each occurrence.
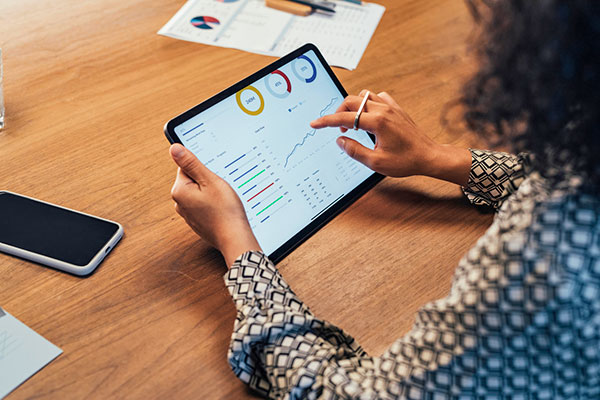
[164,43,384,264]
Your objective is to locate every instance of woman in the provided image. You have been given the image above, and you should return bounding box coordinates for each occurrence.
[169,1,600,398]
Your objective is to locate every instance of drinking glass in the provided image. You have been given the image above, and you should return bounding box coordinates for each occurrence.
[0,48,4,130]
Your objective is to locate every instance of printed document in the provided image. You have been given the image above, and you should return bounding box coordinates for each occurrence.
[0,308,62,398]
[158,0,385,70]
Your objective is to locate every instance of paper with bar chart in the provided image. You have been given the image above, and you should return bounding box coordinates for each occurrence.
[158,0,385,70]
[174,50,375,254]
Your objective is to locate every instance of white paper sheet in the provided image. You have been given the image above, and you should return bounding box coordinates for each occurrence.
[158,0,385,70]
[0,308,62,399]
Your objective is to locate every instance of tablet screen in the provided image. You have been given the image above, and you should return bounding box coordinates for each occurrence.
[166,45,381,259]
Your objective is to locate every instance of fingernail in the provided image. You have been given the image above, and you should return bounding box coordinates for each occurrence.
[336,137,346,149]
[171,144,185,158]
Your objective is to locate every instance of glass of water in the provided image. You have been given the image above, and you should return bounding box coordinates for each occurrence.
[0,48,4,130]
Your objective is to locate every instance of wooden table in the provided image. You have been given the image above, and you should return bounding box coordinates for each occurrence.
[0,0,493,398]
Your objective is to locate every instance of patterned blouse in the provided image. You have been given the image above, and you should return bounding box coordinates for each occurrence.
[223,149,600,399]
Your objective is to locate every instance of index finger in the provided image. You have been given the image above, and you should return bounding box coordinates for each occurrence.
[175,167,195,186]
[171,167,197,202]
[310,111,378,132]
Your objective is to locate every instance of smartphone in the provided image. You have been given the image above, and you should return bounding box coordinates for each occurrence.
[0,191,123,276]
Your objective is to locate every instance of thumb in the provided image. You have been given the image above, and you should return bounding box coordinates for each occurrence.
[170,144,210,183]
[336,137,376,169]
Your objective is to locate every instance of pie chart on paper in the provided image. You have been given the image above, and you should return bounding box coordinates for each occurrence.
[190,16,220,30]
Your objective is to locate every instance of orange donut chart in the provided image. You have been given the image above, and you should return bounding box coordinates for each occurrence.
[236,86,265,116]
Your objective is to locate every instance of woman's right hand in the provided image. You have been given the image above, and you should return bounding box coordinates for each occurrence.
[310,90,471,186]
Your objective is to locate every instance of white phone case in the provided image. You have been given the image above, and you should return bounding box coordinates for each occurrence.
[0,191,124,276]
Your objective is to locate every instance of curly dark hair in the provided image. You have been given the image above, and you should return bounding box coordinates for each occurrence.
[461,0,600,186]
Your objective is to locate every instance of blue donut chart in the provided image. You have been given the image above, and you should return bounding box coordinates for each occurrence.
[291,55,317,83]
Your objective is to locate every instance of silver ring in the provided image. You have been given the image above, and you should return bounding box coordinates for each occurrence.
[353,90,370,130]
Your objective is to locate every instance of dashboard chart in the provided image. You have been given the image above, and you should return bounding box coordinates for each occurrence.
[190,16,220,30]
[174,50,375,254]
[265,70,292,99]
[284,96,338,168]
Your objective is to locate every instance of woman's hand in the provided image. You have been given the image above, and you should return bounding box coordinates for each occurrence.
[311,90,471,186]
[170,144,261,267]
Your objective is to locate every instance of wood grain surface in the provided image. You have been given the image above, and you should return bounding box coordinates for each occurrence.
[0,0,493,398]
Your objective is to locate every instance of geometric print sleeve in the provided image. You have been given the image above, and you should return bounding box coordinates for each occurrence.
[224,251,367,399]
[462,149,530,209]
[224,178,600,398]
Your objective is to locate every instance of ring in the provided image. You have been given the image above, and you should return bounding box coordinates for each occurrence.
[353,90,370,130]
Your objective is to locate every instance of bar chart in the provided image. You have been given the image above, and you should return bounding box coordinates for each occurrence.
[220,145,291,229]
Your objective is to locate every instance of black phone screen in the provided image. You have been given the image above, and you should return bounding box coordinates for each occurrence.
[0,192,120,266]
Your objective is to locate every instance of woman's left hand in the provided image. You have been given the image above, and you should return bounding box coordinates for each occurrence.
[169,144,261,267]
[310,90,471,186]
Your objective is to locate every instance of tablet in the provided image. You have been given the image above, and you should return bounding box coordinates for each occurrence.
[164,43,383,263]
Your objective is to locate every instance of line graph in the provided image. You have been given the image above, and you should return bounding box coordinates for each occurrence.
[284,97,338,167]
[0,330,9,360]
[0,329,20,362]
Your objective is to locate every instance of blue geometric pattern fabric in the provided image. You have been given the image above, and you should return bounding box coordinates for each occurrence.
[224,149,600,399]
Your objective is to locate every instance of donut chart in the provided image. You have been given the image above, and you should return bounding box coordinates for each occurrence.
[190,16,220,30]
[265,70,292,99]
[236,86,265,116]
[291,55,317,83]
